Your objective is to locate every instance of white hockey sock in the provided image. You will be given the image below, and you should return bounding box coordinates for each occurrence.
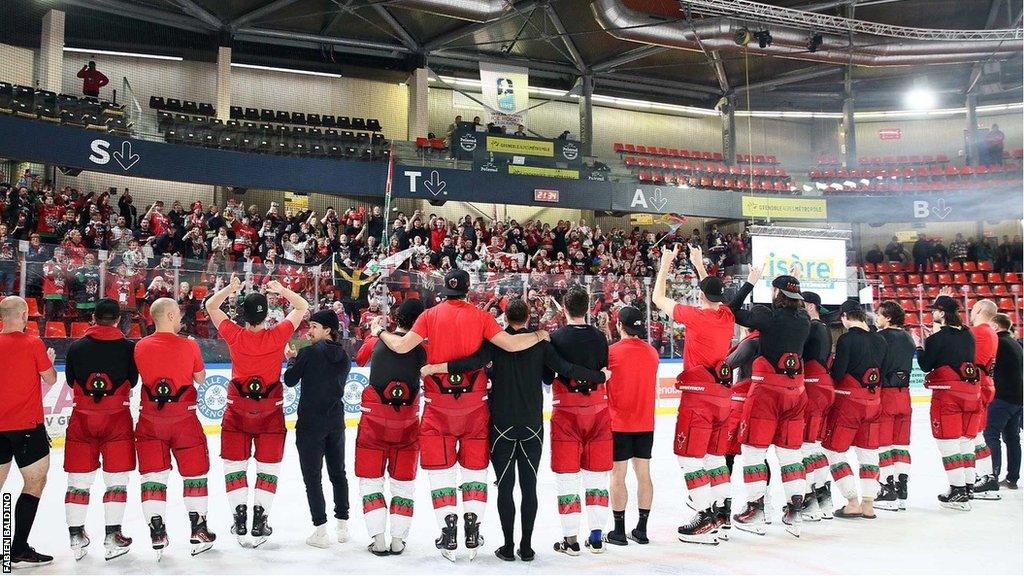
[776,447,807,502]
[389,479,415,540]
[359,476,387,538]
[223,459,249,509]
[824,449,858,501]
[878,445,896,483]
[65,470,97,527]
[182,476,209,515]
[974,433,993,477]
[740,445,769,501]
[677,456,712,511]
[254,461,281,512]
[140,471,170,521]
[704,454,730,506]
[894,444,912,477]
[936,439,965,487]
[102,472,129,526]
[555,472,581,538]
[427,467,458,528]
[855,447,880,500]
[959,437,976,484]
[582,469,610,533]
[459,466,488,521]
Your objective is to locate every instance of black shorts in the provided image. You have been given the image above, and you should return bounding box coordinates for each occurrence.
[612,431,654,461]
[0,424,50,468]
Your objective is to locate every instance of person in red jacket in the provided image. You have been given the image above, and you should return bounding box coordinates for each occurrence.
[969,298,1000,499]
[77,61,109,98]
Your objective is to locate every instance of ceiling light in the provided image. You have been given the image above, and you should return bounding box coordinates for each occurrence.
[734,28,753,46]
[807,33,823,53]
[64,47,182,61]
[231,62,341,78]
[754,30,773,49]
[904,88,936,110]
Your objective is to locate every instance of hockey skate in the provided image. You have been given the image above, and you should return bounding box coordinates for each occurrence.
[938,486,972,511]
[189,512,216,556]
[874,478,900,511]
[713,499,731,541]
[896,474,909,510]
[781,496,803,538]
[972,475,1002,500]
[69,526,90,561]
[103,526,132,561]
[801,491,823,521]
[816,483,835,519]
[231,504,248,546]
[435,513,458,562]
[677,509,719,545]
[250,505,272,548]
[732,497,767,536]
[553,537,581,556]
[464,512,483,560]
[148,516,168,561]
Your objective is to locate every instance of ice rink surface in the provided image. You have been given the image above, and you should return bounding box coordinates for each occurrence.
[6,407,1022,575]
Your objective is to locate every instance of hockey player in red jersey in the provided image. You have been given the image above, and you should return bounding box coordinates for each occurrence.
[371,269,546,560]
[652,245,735,545]
[134,298,216,557]
[63,299,137,561]
[205,276,309,547]
[968,299,1001,499]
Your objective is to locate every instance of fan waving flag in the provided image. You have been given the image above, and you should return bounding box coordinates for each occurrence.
[651,213,688,248]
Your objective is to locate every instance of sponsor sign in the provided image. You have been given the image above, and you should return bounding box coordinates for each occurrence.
[479,62,530,131]
[741,196,827,220]
[751,235,848,304]
[878,128,903,140]
[487,136,554,157]
[508,165,579,179]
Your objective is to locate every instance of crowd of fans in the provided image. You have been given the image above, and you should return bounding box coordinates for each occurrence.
[865,232,1023,272]
[0,174,758,357]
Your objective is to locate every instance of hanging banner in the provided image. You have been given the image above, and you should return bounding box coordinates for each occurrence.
[479,62,530,131]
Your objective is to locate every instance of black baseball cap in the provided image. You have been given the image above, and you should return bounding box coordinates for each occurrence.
[94,298,120,323]
[396,298,425,329]
[618,306,646,337]
[698,276,727,303]
[440,269,470,298]
[242,292,269,325]
[309,309,339,332]
[801,291,828,313]
[771,275,803,300]
[930,295,959,314]
[839,299,863,315]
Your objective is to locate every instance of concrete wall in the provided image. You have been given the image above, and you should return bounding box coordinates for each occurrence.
[854,111,1023,162]
[2,42,36,87]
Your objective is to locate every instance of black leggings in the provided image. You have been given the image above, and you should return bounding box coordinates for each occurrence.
[490,425,542,551]
[296,425,349,526]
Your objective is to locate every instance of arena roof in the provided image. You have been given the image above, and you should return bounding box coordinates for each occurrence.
[5,0,1023,111]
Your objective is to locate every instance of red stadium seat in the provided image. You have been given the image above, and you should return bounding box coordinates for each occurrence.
[976,285,993,297]
[936,272,953,285]
[963,261,977,272]
[900,299,919,312]
[862,263,877,274]
[624,144,636,154]
[929,262,947,272]
[26,322,40,337]
[924,286,940,298]
[993,284,1009,296]
[1005,272,1020,284]
[997,298,1016,311]
[921,273,937,285]
[45,322,67,338]
[896,287,913,299]
[70,322,89,338]
[952,273,968,285]
[128,323,142,339]
[613,142,625,153]
[920,312,933,325]
[948,261,963,272]
[892,274,907,285]
[977,261,993,271]
[26,298,40,318]
[906,274,922,285]
[414,136,429,149]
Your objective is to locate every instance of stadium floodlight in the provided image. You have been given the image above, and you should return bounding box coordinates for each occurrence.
[231,63,341,78]
[904,88,936,110]
[754,30,773,48]
[64,47,182,61]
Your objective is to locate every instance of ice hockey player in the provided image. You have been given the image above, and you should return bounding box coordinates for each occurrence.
[797,292,834,521]
[134,297,216,557]
[354,299,426,556]
[917,294,979,511]
[63,298,138,560]
[968,299,1001,500]
[371,268,546,561]
[820,300,887,519]
[873,301,916,512]
[728,265,811,537]
[651,244,735,545]
[205,276,309,547]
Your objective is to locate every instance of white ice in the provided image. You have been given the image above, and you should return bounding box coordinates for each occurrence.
[7,408,1022,575]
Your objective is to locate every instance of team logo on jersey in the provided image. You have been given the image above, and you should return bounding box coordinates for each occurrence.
[344,372,370,414]
[197,375,229,420]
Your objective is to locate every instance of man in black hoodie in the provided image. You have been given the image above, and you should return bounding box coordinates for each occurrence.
[284,310,351,549]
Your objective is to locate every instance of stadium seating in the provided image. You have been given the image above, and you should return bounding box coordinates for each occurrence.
[0,82,129,133]
[613,141,790,191]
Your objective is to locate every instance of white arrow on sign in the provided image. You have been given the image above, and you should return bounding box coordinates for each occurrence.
[931,198,952,220]
[112,140,140,171]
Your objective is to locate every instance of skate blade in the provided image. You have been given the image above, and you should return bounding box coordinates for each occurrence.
[874,501,900,511]
[733,522,767,536]
[154,548,165,562]
[785,525,801,538]
[677,534,719,545]
[191,542,214,556]
[251,536,269,549]
[972,492,1002,500]
[820,511,834,520]
[717,531,729,541]
[940,501,971,511]
[441,549,457,562]
[73,546,88,561]
[801,513,822,522]
[104,546,130,561]
[236,536,251,548]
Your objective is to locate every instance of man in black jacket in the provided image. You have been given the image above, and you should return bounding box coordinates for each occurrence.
[422,299,606,562]
[984,313,1023,489]
[283,310,351,549]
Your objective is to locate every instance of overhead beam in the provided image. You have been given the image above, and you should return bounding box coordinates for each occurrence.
[433,48,579,75]
[236,27,413,53]
[966,0,1009,94]
[709,50,728,92]
[232,32,408,60]
[372,5,420,51]
[601,71,722,95]
[60,0,220,31]
[543,4,586,71]
[423,0,542,51]
[734,66,843,92]
[231,0,302,28]
[169,0,223,29]
[590,46,666,73]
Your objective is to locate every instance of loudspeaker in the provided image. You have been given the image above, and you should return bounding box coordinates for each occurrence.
[428,199,446,207]
[231,186,247,195]
[58,166,82,176]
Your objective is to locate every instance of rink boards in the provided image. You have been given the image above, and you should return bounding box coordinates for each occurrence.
[41,360,931,444]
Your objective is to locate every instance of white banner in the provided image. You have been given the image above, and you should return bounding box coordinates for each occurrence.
[478,62,530,131]
[750,235,849,305]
